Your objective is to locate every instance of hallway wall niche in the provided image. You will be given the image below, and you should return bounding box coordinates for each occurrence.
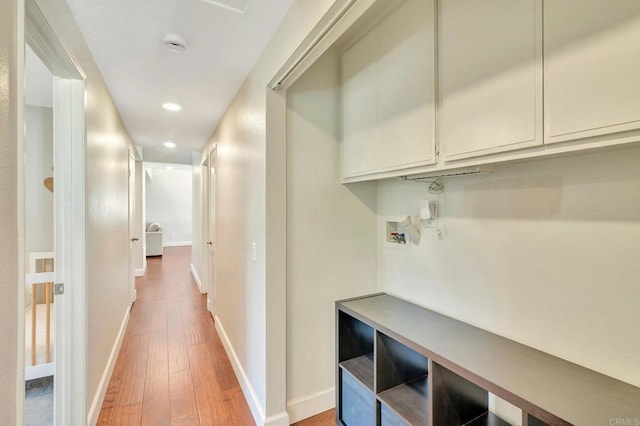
[285,47,378,422]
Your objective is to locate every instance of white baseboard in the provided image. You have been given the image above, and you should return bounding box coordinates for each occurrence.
[135,267,145,277]
[287,388,335,423]
[265,411,290,426]
[87,305,131,426]
[163,241,192,247]
[190,264,203,294]
[215,316,269,426]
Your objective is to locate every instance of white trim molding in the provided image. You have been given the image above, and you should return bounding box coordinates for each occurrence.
[163,241,192,247]
[25,362,55,382]
[287,388,335,424]
[87,306,130,426]
[190,264,203,293]
[215,316,274,426]
[265,411,290,426]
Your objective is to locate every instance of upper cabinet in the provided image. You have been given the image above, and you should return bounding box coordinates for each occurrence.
[337,0,640,182]
[544,0,640,144]
[342,0,436,180]
[438,0,543,161]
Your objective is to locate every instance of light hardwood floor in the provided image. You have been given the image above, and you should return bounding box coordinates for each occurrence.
[97,246,335,425]
[292,410,335,425]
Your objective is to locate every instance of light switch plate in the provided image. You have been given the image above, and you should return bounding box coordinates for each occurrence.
[251,242,257,262]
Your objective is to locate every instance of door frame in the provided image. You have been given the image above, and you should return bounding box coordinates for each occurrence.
[205,146,217,314]
[201,155,208,297]
[19,1,87,424]
[128,149,137,304]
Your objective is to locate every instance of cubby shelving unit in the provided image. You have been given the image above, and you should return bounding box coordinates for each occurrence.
[336,294,640,425]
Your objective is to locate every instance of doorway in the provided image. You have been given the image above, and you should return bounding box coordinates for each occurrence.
[128,150,138,304]
[24,43,55,425]
[20,1,87,424]
[202,148,217,314]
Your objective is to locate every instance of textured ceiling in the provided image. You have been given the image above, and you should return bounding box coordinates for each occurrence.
[65,0,295,151]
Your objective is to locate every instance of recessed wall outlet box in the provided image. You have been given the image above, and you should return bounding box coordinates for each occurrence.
[384,219,411,250]
[386,221,402,244]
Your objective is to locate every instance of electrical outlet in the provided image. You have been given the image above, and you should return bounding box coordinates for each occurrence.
[251,242,257,262]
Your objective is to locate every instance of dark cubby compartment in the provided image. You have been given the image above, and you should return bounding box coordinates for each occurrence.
[338,311,375,425]
[431,361,489,425]
[340,368,376,426]
[376,332,429,425]
[525,414,550,426]
[338,311,374,389]
[378,376,429,425]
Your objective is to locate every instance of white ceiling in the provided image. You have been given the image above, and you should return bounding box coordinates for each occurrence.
[65,0,295,151]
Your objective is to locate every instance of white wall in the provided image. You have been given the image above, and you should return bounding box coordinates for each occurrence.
[286,49,378,422]
[25,106,54,254]
[377,146,640,388]
[32,0,137,421]
[145,165,193,245]
[25,45,53,108]
[191,153,204,284]
[200,1,338,424]
[0,1,22,421]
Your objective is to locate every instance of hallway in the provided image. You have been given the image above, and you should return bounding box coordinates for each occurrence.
[97,246,254,425]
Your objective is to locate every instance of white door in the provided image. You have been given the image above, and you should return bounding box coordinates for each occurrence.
[439,0,542,160]
[128,151,137,304]
[544,0,640,144]
[206,149,217,314]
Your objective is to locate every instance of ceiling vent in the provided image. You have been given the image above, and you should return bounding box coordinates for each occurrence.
[200,0,248,14]
[162,33,187,53]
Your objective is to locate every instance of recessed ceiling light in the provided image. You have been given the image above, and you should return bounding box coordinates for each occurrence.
[166,165,175,170]
[162,102,182,111]
[164,141,176,148]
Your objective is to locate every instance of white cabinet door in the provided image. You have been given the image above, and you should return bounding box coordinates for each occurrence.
[439,0,542,160]
[545,0,640,144]
[377,0,435,170]
[342,0,436,179]
[342,29,379,177]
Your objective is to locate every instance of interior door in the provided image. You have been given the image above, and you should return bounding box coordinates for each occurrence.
[128,151,137,303]
[207,149,217,314]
